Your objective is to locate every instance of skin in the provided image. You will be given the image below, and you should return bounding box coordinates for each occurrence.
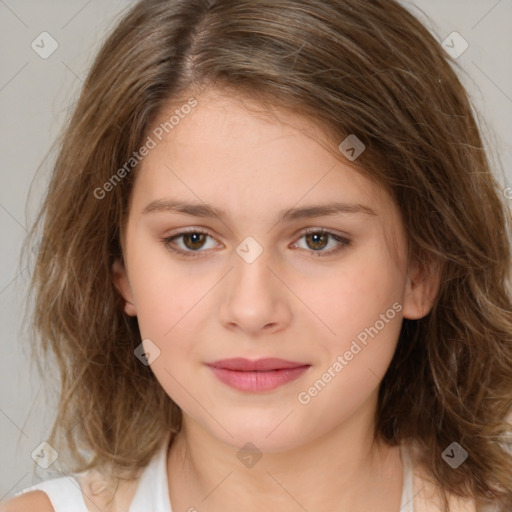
[112,87,440,512]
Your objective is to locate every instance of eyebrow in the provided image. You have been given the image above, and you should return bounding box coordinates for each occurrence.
[142,198,377,222]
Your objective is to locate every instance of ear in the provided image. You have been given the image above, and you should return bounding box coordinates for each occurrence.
[402,256,441,320]
[112,258,137,316]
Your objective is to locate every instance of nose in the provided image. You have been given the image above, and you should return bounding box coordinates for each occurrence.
[218,244,292,336]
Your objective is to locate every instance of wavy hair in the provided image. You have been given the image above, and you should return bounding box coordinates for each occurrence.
[23,0,512,509]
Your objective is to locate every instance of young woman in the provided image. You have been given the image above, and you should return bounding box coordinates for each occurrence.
[3,0,512,510]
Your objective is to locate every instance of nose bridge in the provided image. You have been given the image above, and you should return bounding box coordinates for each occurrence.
[230,234,277,295]
[218,234,291,333]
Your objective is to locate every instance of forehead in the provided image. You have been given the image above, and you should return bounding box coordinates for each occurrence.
[134,89,387,209]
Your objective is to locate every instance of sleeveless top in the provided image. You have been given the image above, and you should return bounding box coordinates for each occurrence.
[15,436,415,511]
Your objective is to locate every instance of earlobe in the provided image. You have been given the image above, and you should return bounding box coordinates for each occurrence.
[112,258,137,316]
[402,257,441,320]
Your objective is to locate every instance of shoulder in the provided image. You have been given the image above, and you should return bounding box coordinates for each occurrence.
[0,491,55,512]
[405,442,477,512]
[0,467,145,512]
[75,470,142,511]
[412,461,477,512]
[415,488,477,512]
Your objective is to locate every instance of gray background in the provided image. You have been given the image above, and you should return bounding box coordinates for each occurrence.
[1,0,511,498]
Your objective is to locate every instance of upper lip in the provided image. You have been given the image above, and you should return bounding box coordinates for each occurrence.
[206,358,310,371]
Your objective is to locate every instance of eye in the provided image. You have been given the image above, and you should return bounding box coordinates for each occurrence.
[162,229,218,259]
[292,228,351,257]
[161,227,351,259]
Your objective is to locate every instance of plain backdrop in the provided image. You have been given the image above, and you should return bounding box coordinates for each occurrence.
[0,0,511,498]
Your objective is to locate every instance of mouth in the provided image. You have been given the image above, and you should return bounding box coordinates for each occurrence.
[206,358,311,392]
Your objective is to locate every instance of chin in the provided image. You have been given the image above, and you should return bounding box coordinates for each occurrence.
[205,412,306,454]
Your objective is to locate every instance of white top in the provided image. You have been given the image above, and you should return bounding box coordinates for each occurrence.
[16,436,415,511]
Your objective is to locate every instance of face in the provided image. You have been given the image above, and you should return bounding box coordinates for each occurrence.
[113,88,438,452]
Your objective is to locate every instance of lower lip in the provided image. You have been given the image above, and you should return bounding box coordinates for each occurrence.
[208,365,310,392]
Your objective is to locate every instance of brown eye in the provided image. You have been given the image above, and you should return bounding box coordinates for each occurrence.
[293,229,351,257]
[182,232,208,250]
[304,232,329,251]
[162,229,218,259]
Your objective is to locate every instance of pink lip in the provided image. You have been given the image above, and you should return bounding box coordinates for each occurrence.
[206,358,311,392]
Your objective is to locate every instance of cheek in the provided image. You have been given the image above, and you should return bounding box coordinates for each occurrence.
[130,261,210,411]
[127,234,202,341]
[133,271,200,343]
[312,243,405,346]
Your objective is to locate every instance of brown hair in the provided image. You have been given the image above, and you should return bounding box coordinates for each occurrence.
[23,0,512,509]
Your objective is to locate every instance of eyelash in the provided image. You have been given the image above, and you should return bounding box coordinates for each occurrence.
[161,228,351,259]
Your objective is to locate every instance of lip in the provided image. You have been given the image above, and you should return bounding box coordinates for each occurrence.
[206,358,311,392]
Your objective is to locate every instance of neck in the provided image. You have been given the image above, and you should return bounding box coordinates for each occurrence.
[167,397,404,512]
